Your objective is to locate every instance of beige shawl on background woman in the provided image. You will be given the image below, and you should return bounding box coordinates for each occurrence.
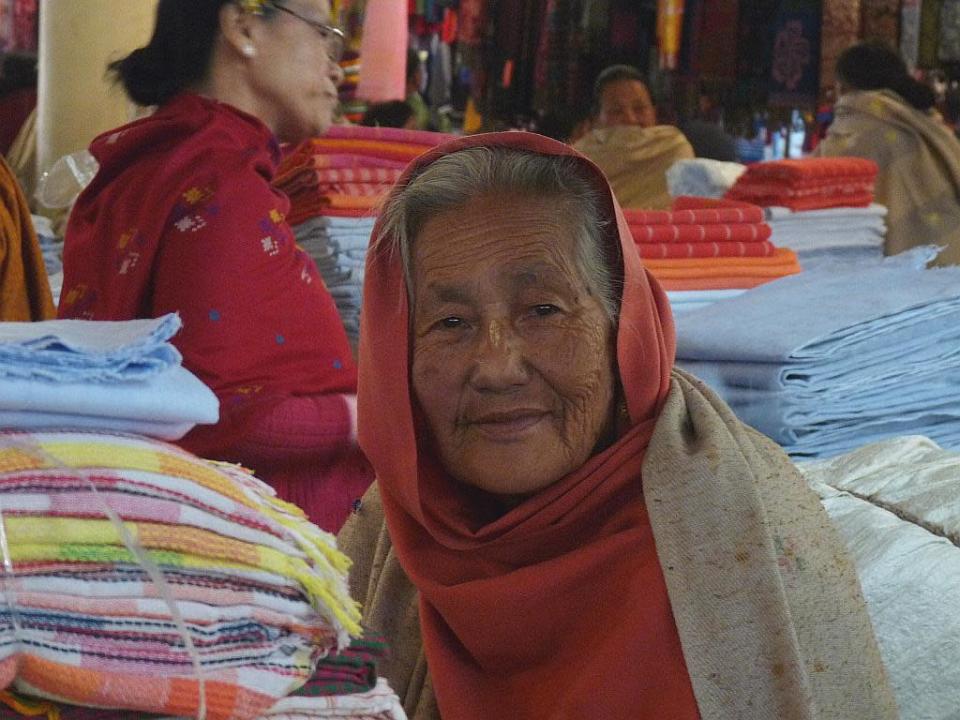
[574,124,694,209]
[816,89,960,266]
[340,368,898,719]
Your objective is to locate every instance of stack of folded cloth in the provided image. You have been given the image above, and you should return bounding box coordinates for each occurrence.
[277,125,454,227]
[625,197,802,312]
[675,248,960,458]
[337,56,366,125]
[0,313,217,440]
[294,216,377,342]
[764,204,887,269]
[724,157,879,211]
[0,430,405,720]
[276,125,453,344]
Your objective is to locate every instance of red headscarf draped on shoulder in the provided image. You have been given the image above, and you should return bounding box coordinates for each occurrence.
[357,132,699,719]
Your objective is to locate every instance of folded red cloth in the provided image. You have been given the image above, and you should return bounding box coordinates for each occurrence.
[636,240,776,259]
[726,187,874,211]
[730,157,878,181]
[629,222,772,243]
[623,202,765,226]
[724,157,878,210]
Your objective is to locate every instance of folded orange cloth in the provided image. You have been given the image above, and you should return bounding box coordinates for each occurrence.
[642,247,799,272]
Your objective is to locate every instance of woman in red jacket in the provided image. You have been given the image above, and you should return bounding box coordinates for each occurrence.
[59,0,371,532]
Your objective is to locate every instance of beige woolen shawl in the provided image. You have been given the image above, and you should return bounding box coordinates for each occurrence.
[573,124,694,210]
[339,369,898,720]
[816,89,960,267]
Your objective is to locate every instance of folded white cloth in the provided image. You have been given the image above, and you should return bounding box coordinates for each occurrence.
[666,158,746,199]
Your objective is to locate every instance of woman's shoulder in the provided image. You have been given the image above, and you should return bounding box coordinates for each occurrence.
[337,483,439,720]
[83,94,277,207]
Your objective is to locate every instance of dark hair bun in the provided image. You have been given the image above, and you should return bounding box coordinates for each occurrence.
[110,45,171,107]
[108,0,230,106]
[836,41,936,112]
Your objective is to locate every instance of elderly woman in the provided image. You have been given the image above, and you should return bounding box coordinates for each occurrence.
[339,132,898,719]
[58,0,371,531]
[816,41,960,266]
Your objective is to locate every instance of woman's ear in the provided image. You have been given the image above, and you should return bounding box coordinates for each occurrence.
[218,2,259,59]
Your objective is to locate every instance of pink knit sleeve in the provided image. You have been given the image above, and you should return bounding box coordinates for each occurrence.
[225,392,357,467]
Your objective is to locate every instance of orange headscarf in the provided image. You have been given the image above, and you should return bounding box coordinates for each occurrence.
[358,133,699,719]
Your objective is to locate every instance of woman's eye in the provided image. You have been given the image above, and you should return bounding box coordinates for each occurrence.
[532,304,560,317]
[439,316,464,329]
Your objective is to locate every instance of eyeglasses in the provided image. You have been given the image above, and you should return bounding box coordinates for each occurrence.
[268,2,345,62]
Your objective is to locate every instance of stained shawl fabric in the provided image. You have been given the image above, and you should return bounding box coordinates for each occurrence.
[815,89,960,267]
[573,125,695,209]
[343,130,897,719]
[0,155,54,321]
[57,93,368,532]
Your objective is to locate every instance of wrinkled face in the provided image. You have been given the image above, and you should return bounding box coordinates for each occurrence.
[410,194,617,499]
[598,79,656,129]
[248,0,343,142]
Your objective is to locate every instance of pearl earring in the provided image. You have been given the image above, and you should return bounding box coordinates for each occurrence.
[242,45,256,57]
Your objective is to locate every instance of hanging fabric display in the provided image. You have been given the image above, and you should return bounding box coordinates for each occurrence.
[657,0,685,70]
[768,0,822,106]
[918,0,943,68]
[939,0,960,62]
[901,0,921,70]
[0,0,36,53]
[356,0,407,102]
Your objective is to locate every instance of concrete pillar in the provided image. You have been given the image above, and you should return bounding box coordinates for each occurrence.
[36,0,157,179]
[821,0,861,91]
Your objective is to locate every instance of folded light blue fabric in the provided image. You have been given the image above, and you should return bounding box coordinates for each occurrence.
[676,249,949,363]
[676,248,960,457]
[0,411,195,440]
[0,364,218,432]
[0,313,182,382]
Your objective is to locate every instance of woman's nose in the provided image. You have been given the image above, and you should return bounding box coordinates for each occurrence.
[470,320,529,391]
[329,59,345,87]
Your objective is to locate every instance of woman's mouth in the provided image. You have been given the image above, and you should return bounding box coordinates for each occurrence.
[470,410,548,441]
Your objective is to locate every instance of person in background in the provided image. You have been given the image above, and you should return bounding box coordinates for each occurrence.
[58,0,372,532]
[0,53,37,157]
[406,46,431,131]
[0,154,54,321]
[535,106,592,145]
[361,99,417,129]
[574,64,693,209]
[815,40,960,267]
[680,90,737,161]
[338,131,897,720]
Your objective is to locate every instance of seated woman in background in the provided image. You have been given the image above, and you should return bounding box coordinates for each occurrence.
[816,40,960,266]
[361,100,416,129]
[58,0,371,532]
[338,131,897,719]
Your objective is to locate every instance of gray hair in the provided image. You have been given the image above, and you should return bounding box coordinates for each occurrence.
[375,145,619,321]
